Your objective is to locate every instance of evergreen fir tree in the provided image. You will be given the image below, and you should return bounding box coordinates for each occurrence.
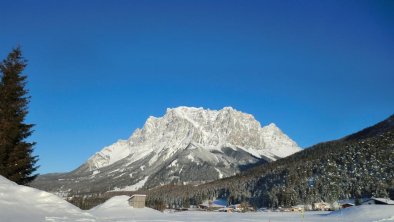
[0,47,38,184]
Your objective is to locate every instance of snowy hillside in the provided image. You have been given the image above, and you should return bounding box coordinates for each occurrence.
[32,107,300,195]
[1,176,393,222]
[0,175,93,222]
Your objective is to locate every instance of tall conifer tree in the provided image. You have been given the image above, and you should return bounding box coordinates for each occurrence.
[0,47,38,184]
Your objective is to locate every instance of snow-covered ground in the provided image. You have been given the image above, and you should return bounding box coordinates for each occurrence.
[0,175,94,222]
[1,176,393,222]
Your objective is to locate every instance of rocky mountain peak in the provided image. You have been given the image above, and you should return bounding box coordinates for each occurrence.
[87,107,300,171]
[32,107,301,195]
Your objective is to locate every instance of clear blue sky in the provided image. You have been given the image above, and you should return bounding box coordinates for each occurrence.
[1,0,393,174]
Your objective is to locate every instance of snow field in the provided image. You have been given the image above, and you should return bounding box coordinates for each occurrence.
[1,176,393,222]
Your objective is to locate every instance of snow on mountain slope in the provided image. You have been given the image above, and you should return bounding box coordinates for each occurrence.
[87,140,130,170]
[32,107,300,195]
[87,106,300,171]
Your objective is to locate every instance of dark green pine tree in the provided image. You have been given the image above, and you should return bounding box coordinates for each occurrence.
[0,47,38,184]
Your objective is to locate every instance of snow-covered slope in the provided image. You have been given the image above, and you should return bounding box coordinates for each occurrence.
[0,176,94,222]
[0,175,163,222]
[32,107,300,195]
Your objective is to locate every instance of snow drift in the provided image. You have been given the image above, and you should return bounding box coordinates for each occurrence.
[0,175,93,222]
[0,176,162,222]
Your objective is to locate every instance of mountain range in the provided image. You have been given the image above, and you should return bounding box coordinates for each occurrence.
[31,107,300,196]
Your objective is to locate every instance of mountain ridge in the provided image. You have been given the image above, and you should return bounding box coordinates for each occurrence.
[31,106,300,196]
[342,114,394,141]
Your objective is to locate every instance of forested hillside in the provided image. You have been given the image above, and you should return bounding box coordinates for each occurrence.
[144,115,394,209]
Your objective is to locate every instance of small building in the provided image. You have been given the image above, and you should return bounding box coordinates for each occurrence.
[228,203,254,212]
[128,194,146,208]
[313,202,330,211]
[279,207,292,212]
[228,204,242,212]
[291,205,305,212]
[199,199,227,210]
[218,207,233,212]
[362,197,394,205]
[198,204,209,210]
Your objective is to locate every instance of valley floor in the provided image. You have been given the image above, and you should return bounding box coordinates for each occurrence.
[13,209,394,222]
[1,176,393,222]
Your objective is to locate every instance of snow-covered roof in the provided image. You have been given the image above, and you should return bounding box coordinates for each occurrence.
[200,199,227,208]
[341,203,355,206]
[369,197,394,205]
[130,194,147,198]
[338,198,368,205]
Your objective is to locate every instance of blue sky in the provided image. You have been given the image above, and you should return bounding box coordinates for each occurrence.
[1,0,393,174]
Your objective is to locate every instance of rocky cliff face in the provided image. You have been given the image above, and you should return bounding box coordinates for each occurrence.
[32,107,300,195]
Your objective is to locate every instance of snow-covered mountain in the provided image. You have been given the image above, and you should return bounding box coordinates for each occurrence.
[32,107,300,195]
[88,106,299,170]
